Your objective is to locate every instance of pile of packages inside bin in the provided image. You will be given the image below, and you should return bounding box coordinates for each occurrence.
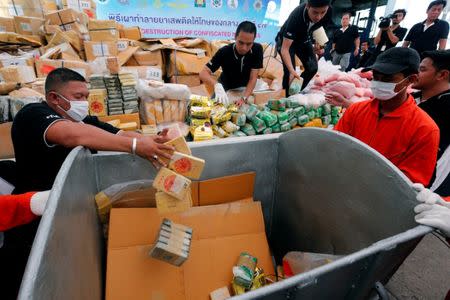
[0,0,374,140]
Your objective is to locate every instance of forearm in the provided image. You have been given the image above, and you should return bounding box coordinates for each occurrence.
[331,43,336,50]
[354,38,360,50]
[117,130,141,138]
[387,30,399,44]
[199,68,217,90]
[374,31,382,45]
[402,41,410,47]
[244,74,258,98]
[281,48,295,74]
[438,39,447,50]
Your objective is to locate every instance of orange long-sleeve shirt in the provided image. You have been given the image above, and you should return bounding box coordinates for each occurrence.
[335,96,440,186]
[0,192,38,231]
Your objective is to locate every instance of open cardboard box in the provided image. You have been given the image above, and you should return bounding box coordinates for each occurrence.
[0,122,14,159]
[106,172,275,300]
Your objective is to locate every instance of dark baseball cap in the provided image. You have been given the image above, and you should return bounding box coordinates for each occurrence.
[363,47,420,75]
[308,0,331,7]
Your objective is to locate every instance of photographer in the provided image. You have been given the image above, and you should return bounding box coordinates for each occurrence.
[373,9,408,57]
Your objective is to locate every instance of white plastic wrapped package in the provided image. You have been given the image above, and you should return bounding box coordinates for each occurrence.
[288,92,326,109]
[137,79,191,101]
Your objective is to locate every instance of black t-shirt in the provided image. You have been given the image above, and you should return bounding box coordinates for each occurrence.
[11,102,119,193]
[206,43,263,91]
[356,50,373,69]
[332,25,360,54]
[417,89,450,160]
[375,26,407,52]
[418,89,450,196]
[278,4,332,46]
[405,19,449,55]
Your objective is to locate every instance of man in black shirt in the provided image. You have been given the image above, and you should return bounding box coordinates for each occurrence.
[356,40,373,69]
[371,9,408,63]
[331,12,360,71]
[276,0,332,95]
[200,21,263,105]
[412,50,450,196]
[403,0,449,57]
[3,68,174,299]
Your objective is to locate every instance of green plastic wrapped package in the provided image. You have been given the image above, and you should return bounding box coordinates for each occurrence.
[305,105,313,112]
[307,110,316,120]
[280,122,291,132]
[267,99,287,111]
[263,127,273,135]
[316,107,323,118]
[271,123,281,133]
[241,123,256,136]
[293,106,306,117]
[289,78,303,95]
[232,112,247,127]
[298,114,310,126]
[331,116,340,125]
[252,117,266,133]
[285,108,295,120]
[287,99,300,108]
[259,111,278,127]
[323,103,332,115]
[245,104,260,120]
[331,106,341,117]
[322,115,331,126]
[233,131,247,137]
[276,111,289,124]
[289,116,298,128]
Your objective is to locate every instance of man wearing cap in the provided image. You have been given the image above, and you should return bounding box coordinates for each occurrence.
[403,0,449,57]
[412,50,450,196]
[276,0,332,95]
[326,47,439,186]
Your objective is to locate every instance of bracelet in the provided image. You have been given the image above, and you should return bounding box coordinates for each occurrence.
[131,138,137,155]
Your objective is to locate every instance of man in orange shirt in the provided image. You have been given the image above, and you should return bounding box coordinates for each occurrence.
[327,47,440,186]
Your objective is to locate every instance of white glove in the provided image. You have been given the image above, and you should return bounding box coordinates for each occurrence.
[30,190,50,216]
[412,183,450,237]
[214,83,230,105]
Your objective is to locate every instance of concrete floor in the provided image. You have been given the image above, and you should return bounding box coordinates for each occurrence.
[386,234,450,300]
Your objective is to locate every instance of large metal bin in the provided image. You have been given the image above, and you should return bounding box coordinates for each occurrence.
[18,129,431,299]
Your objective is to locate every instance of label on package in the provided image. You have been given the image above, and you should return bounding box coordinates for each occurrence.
[117,41,128,52]
[60,23,72,31]
[20,22,32,32]
[165,175,186,194]
[0,58,27,67]
[8,4,23,16]
[0,26,6,32]
[92,44,109,57]
[80,0,91,9]
[146,67,162,81]
[70,68,86,78]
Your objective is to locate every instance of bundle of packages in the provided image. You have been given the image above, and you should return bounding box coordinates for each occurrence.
[1,0,45,18]
[137,79,190,126]
[306,58,374,106]
[61,0,97,19]
[44,8,89,37]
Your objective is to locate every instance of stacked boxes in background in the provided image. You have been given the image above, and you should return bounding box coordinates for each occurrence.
[118,72,138,114]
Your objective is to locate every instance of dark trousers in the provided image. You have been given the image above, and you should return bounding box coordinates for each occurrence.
[278,41,318,97]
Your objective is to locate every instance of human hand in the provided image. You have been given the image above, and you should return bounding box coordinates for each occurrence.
[325,91,352,108]
[30,190,51,216]
[135,136,174,169]
[214,83,230,105]
[354,49,359,57]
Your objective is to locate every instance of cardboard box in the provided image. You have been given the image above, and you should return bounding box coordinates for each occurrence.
[119,26,141,40]
[88,19,119,42]
[84,41,118,61]
[0,0,44,18]
[41,42,80,61]
[0,17,15,32]
[46,29,83,52]
[176,37,212,57]
[155,191,193,214]
[45,8,78,26]
[167,51,209,77]
[0,65,36,83]
[62,0,97,19]
[35,58,91,79]
[121,66,162,81]
[99,113,140,127]
[252,89,286,105]
[0,53,34,68]
[189,84,210,97]
[13,16,44,35]
[170,75,201,87]
[106,200,273,300]
[124,50,163,68]
[0,122,14,159]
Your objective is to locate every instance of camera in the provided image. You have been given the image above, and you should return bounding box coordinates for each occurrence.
[379,14,395,28]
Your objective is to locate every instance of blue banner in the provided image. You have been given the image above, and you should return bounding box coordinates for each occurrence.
[96,0,281,43]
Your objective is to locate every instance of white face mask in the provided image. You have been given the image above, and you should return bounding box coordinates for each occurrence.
[56,93,89,122]
[370,78,408,101]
